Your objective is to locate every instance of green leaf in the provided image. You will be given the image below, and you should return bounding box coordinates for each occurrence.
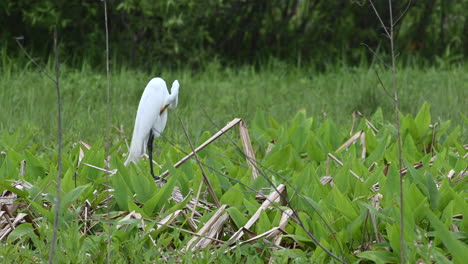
[24,151,46,179]
[220,186,244,207]
[142,177,176,215]
[61,168,76,193]
[264,144,293,172]
[7,223,35,242]
[255,210,271,233]
[382,163,399,201]
[371,107,384,126]
[426,210,468,262]
[226,207,248,228]
[112,172,131,211]
[330,186,357,220]
[400,114,418,141]
[365,133,390,166]
[357,250,399,264]
[405,161,439,210]
[414,102,431,139]
[28,199,53,222]
[288,109,312,151]
[60,185,90,211]
[402,134,420,163]
[0,180,29,198]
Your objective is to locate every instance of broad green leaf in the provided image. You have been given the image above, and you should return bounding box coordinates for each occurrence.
[255,210,271,233]
[263,144,293,171]
[130,168,157,203]
[7,223,35,242]
[60,185,90,211]
[414,102,431,139]
[358,202,394,223]
[112,172,131,211]
[402,134,420,163]
[61,168,76,193]
[142,177,176,215]
[400,114,418,141]
[357,250,399,264]
[426,210,468,262]
[382,163,399,201]
[28,199,53,222]
[365,133,389,166]
[387,224,401,258]
[404,184,428,222]
[305,132,326,162]
[288,110,312,151]
[318,119,342,150]
[227,207,248,228]
[371,107,384,126]
[220,186,244,207]
[330,186,357,220]
[253,110,267,132]
[405,161,439,210]
[272,249,307,260]
[24,151,46,179]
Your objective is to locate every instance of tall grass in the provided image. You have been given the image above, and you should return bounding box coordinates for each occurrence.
[0,60,466,149]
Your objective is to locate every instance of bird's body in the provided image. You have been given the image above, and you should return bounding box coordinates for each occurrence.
[124,78,179,172]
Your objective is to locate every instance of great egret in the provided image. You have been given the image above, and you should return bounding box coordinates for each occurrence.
[124,78,180,180]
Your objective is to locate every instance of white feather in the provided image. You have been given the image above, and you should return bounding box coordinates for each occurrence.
[124,78,180,166]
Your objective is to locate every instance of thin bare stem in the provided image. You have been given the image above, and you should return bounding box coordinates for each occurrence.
[48,25,62,264]
[15,37,56,83]
[369,0,391,38]
[103,1,112,263]
[177,116,221,207]
[360,43,391,68]
[388,0,405,262]
[394,0,412,26]
[373,68,394,100]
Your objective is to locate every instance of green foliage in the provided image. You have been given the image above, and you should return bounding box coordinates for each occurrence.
[1,1,467,67]
[2,100,466,263]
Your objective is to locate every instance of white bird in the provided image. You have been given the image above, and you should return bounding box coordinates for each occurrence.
[124,77,180,179]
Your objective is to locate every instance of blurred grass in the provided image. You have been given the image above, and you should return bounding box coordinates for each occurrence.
[0,60,466,149]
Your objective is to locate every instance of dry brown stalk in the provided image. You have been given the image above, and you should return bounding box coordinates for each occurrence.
[160,118,242,179]
[353,111,379,134]
[370,193,384,243]
[268,209,293,264]
[239,120,260,179]
[20,160,26,177]
[230,226,285,251]
[184,204,228,250]
[327,153,364,182]
[191,179,205,219]
[81,162,118,175]
[116,211,143,229]
[336,130,363,152]
[360,132,367,158]
[156,210,183,230]
[227,184,286,246]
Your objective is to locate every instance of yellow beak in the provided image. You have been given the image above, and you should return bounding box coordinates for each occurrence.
[159,104,169,115]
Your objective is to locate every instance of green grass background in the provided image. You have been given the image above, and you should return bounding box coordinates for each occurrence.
[1,61,466,147]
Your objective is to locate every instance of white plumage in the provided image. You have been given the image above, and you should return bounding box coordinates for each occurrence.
[125,78,179,167]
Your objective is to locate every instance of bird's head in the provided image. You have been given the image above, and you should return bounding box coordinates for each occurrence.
[171,80,180,95]
[167,80,179,109]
